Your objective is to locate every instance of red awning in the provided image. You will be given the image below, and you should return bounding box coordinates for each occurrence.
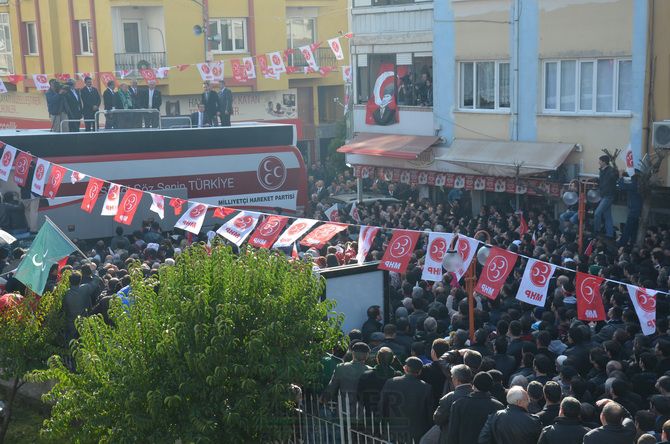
[337,133,441,160]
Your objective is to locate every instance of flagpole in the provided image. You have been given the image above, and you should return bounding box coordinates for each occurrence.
[44,216,87,258]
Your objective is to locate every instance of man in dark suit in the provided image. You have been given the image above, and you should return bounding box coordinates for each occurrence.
[63,79,82,132]
[79,76,100,131]
[190,103,209,128]
[142,80,161,128]
[379,357,432,443]
[102,80,116,129]
[217,80,233,127]
[433,364,473,444]
[448,372,504,444]
[200,82,218,126]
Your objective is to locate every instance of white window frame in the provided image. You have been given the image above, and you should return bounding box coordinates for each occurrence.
[542,57,632,116]
[209,18,248,53]
[286,17,317,49]
[0,13,14,75]
[25,22,38,55]
[457,60,511,113]
[79,20,93,55]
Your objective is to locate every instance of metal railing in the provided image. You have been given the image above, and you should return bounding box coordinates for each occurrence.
[289,47,337,69]
[59,119,95,132]
[285,392,395,444]
[114,52,167,75]
[94,108,161,131]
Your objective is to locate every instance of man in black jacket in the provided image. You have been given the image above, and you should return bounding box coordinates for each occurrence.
[448,371,504,444]
[479,386,542,444]
[433,364,473,444]
[361,305,382,343]
[102,80,116,129]
[79,76,100,131]
[379,357,432,443]
[537,381,562,426]
[537,397,591,444]
[63,79,82,132]
[218,80,233,126]
[357,347,401,412]
[593,155,618,238]
[201,81,218,126]
[582,400,636,444]
[142,80,161,128]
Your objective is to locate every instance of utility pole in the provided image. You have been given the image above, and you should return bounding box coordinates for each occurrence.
[203,0,210,62]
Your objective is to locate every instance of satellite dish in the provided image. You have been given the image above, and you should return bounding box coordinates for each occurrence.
[193,25,203,36]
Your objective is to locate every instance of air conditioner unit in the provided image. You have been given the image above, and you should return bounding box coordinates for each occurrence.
[653,121,670,149]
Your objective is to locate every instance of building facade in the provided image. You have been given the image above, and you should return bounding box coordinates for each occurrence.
[344,0,670,222]
[0,0,349,162]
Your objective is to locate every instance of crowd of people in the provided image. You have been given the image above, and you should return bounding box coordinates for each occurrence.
[303,157,670,443]
[44,77,234,132]
[0,146,666,443]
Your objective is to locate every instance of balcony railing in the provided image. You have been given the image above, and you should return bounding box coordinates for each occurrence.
[288,47,337,69]
[114,52,166,76]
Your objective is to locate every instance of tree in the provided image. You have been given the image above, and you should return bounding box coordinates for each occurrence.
[324,119,348,181]
[29,245,343,443]
[0,278,67,444]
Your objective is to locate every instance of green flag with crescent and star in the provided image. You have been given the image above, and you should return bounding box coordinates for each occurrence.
[14,218,77,295]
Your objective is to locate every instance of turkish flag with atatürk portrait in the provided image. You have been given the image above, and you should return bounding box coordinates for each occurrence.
[378,229,420,274]
[365,63,399,126]
[475,247,518,300]
[576,272,606,322]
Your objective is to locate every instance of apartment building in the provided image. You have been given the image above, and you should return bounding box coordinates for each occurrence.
[342,0,670,219]
[0,0,349,161]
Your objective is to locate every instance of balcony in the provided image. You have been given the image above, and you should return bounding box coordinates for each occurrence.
[288,47,337,69]
[114,52,166,76]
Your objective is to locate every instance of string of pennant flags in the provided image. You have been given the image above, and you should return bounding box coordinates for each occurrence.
[0,33,355,93]
[0,140,663,336]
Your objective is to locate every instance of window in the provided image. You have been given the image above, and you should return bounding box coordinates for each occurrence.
[459,61,510,111]
[79,21,93,54]
[356,53,433,106]
[286,18,315,65]
[543,58,632,114]
[372,0,415,5]
[0,14,13,74]
[25,22,38,55]
[208,18,247,53]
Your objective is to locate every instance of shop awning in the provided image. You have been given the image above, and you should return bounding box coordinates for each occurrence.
[442,139,576,177]
[337,133,441,160]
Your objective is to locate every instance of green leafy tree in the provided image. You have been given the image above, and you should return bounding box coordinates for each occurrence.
[30,245,343,443]
[0,277,67,444]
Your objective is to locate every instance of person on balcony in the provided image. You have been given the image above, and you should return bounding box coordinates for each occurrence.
[142,80,162,128]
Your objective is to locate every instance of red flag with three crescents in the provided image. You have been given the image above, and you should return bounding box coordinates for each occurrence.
[378,229,420,274]
[248,215,289,249]
[43,165,66,199]
[81,177,104,213]
[114,188,143,225]
[13,152,33,187]
[475,247,519,300]
[576,272,606,322]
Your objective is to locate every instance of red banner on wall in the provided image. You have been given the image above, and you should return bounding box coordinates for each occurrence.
[475,247,518,300]
[378,229,420,274]
[365,63,399,126]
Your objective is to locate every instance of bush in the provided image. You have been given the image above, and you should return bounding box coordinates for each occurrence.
[0,277,67,444]
[30,245,343,443]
